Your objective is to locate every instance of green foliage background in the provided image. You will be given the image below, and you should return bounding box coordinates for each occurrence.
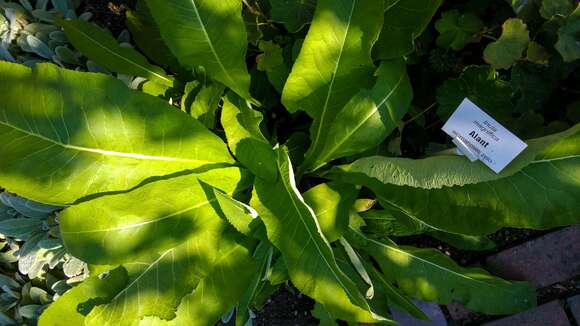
[0,0,578,325]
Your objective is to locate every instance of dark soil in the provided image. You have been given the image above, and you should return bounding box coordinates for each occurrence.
[253,286,319,326]
[79,0,136,36]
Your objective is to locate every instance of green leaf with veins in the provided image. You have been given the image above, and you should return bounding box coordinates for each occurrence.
[125,0,181,72]
[484,18,530,70]
[333,241,426,321]
[361,208,428,237]
[436,66,512,122]
[435,10,483,50]
[86,234,254,326]
[236,242,273,326]
[252,147,391,323]
[187,82,225,129]
[539,0,574,19]
[221,93,277,181]
[328,124,580,235]
[168,240,256,326]
[85,242,204,325]
[60,167,249,265]
[347,131,571,189]
[303,182,358,242]
[308,60,413,171]
[374,0,443,59]
[213,187,262,239]
[0,62,234,205]
[269,0,316,32]
[58,18,173,86]
[281,0,384,174]
[347,229,536,315]
[361,208,495,250]
[145,0,252,99]
[556,4,580,62]
[38,267,128,326]
[365,260,428,321]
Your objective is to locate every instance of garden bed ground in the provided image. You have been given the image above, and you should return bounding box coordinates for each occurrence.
[36,1,580,325]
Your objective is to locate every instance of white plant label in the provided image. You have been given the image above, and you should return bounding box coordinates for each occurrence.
[442,98,527,173]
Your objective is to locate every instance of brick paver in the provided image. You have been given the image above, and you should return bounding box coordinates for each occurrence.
[568,295,580,324]
[390,300,447,326]
[482,300,570,326]
[485,225,580,288]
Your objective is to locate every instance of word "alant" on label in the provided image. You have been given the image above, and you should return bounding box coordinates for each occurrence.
[469,130,490,148]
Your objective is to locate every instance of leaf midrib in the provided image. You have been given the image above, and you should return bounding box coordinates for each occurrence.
[355,154,579,190]
[350,227,523,295]
[66,23,172,85]
[278,154,360,305]
[316,70,406,167]
[306,0,357,164]
[188,0,237,88]
[61,200,212,235]
[0,119,213,164]
[113,250,172,302]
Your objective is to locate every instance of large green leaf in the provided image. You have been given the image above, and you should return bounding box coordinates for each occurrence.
[0,62,234,205]
[361,208,496,250]
[269,0,316,32]
[308,60,412,171]
[38,267,128,326]
[85,243,202,325]
[236,242,273,326]
[58,18,173,86]
[366,262,428,321]
[328,125,580,235]
[281,0,384,173]
[556,4,580,62]
[374,0,443,59]
[171,241,256,325]
[60,167,248,264]
[361,208,428,237]
[86,233,249,326]
[303,182,358,242]
[333,241,426,321]
[221,93,277,181]
[347,229,536,315]
[252,147,388,323]
[145,0,252,99]
[125,0,181,72]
